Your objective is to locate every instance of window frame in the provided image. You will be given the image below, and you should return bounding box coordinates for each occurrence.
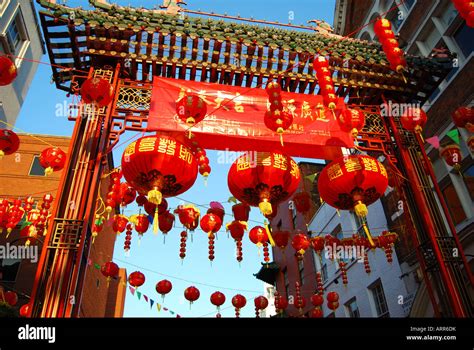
[369,279,390,318]
[345,297,360,318]
[0,4,30,67]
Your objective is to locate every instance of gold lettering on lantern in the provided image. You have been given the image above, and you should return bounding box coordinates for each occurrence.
[138,138,156,152]
[124,141,137,157]
[237,157,251,171]
[290,160,300,178]
[261,155,272,167]
[327,163,343,181]
[362,157,378,172]
[379,164,388,178]
[178,145,193,164]
[344,158,363,173]
[273,154,288,171]
[157,138,177,155]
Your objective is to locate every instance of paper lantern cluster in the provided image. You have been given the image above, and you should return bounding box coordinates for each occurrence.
[264,81,293,144]
[313,56,338,110]
[374,19,407,73]
[452,0,474,27]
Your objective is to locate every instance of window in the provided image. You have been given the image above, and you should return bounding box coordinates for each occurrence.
[321,263,328,282]
[298,260,305,285]
[404,0,415,9]
[345,298,360,318]
[369,280,390,317]
[454,23,474,58]
[441,179,467,225]
[2,10,28,56]
[463,164,474,202]
[29,155,45,176]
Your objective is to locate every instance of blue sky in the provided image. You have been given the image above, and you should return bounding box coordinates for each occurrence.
[16,0,336,318]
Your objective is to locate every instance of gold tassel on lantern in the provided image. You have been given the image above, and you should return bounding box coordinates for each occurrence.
[44,167,54,176]
[264,220,276,247]
[153,208,159,235]
[354,201,375,247]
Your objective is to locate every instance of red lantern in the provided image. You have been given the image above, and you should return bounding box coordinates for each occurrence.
[6,199,25,236]
[20,224,38,246]
[144,198,168,217]
[400,107,427,135]
[156,279,172,300]
[101,261,119,286]
[158,210,175,236]
[179,230,188,260]
[118,182,136,207]
[440,144,462,171]
[310,236,325,254]
[133,214,150,237]
[452,107,474,132]
[227,221,246,263]
[128,271,145,288]
[311,294,324,307]
[19,304,30,318]
[327,291,339,303]
[310,308,324,318]
[264,110,294,144]
[228,152,301,216]
[254,295,268,317]
[122,135,198,233]
[201,213,222,262]
[207,201,225,223]
[39,147,67,176]
[374,18,392,37]
[232,202,251,222]
[275,292,288,314]
[318,155,388,246]
[265,81,281,100]
[232,294,247,318]
[1,291,18,306]
[175,204,200,231]
[81,77,114,107]
[210,291,226,312]
[249,226,268,246]
[0,199,9,233]
[0,129,20,159]
[327,301,340,311]
[272,230,290,250]
[291,233,310,257]
[0,56,17,86]
[184,286,200,306]
[112,215,129,235]
[338,108,366,137]
[176,94,208,126]
[293,192,312,213]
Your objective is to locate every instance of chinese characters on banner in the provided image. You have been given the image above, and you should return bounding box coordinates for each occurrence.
[147,77,353,160]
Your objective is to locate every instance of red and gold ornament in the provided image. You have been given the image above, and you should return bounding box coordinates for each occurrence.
[0,129,20,159]
[440,144,462,171]
[39,147,66,176]
[254,295,268,318]
[101,261,119,287]
[452,106,474,132]
[128,271,145,289]
[81,77,114,107]
[200,213,222,262]
[176,94,208,127]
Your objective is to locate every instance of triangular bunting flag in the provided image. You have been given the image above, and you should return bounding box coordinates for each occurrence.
[129,286,135,296]
[447,129,460,144]
[163,307,168,311]
[169,310,175,315]
[143,295,149,303]
[156,303,162,312]
[94,263,101,270]
[136,291,142,300]
[425,136,440,149]
[150,299,154,309]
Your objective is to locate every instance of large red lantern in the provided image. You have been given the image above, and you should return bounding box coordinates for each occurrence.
[292,233,311,258]
[338,108,366,137]
[254,296,269,318]
[210,291,226,312]
[318,155,388,246]
[121,135,198,232]
[81,77,114,107]
[0,129,20,159]
[39,147,66,176]
[400,107,428,136]
[101,261,119,286]
[452,107,474,132]
[176,94,208,126]
[128,271,145,289]
[0,56,17,86]
[232,294,247,318]
[184,286,200,306]
[228,152,300,216]
[156,279,172,300]
[440,144,462,171]
[249,226,268,246]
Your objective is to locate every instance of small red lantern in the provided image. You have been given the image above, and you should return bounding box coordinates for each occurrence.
[374,18,392,37]
[440,144,462,171]
[274,292,289,314]
[232,202,251,222]
[1,291,18,306]
[452,107,474,132]
[156,280,173,300]
[207,201,225,223]
[81,77,114,107]
[311,294,324,307]
[122,135,198,233]
[310,236,325,254]
[101,261,119,286]
[249,226,268,246]
[232,294,247,318]
[112,214,129,235]
[272,230,290,250]
[128,271,145,289]
[327,291,339,303]
[254,295,269,318]
[228,152,300,216]
[184,286,200,306]
[39,147,67,176]
[132,214,150,237]
[0,56,17,86]
[175,204,200,231]
[201,213,222,262]
[6,199,25,236]
[310,308,324,318]
[158,210,175,237]
[318,155,388,246]
[338,108,366,137]
[264,110,294,145]
[227,220,247,263]
[0,129,20,159]
[210,291,226,312]
[176,94,208,126]
[293,192,312,214]
[400,107,428,135]
[144,198,168,217]
[118,182,136,207]
[291,233,310,257]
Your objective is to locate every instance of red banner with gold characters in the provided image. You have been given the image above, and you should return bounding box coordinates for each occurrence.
[147,77,353,160]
